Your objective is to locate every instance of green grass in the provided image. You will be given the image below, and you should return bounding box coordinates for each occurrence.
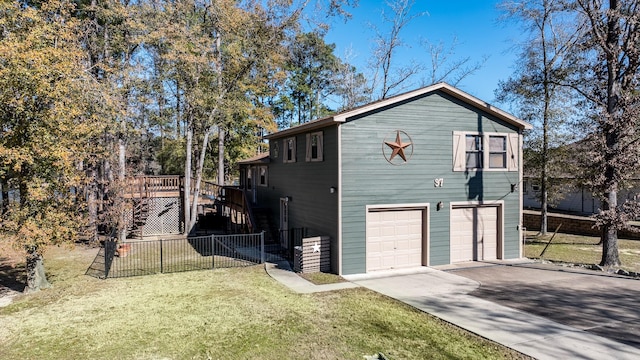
[524,231,640,272]
[299,271,346,285]
[0,246,530,360]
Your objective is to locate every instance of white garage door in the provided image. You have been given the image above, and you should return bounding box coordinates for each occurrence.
[450,206,499,263]
[366,209,424,272]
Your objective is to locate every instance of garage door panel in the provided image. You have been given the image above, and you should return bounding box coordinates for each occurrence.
[451,206,499,263]
[478,207,498,260]
[367,209,425,272]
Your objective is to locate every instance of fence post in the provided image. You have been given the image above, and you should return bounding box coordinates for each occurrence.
[160,239,164,274]
[260,231,265,264]
[104,239,115,279]
[211,234,215,270]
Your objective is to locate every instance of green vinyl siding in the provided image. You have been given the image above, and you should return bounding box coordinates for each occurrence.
[340,91,522,275]
[263,126,340,272]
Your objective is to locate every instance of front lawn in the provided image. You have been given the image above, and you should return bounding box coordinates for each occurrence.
[524,231,640,273]
[0,245,529,359]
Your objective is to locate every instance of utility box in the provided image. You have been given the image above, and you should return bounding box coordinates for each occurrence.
[294,236,331,273]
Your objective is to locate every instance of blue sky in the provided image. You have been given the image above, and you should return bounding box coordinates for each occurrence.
[323,1,523,106]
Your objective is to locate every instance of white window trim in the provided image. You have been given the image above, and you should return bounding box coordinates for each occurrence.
[305,131,324,162]
[258,166,268,187]
[284,137,296,163]
[453,131,519,172]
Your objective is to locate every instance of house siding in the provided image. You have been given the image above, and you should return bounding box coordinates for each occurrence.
[263,125,340,272]
[340,91,522,274]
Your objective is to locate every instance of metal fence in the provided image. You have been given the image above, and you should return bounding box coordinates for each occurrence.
[280,228,307,261]
[99,233,264,278]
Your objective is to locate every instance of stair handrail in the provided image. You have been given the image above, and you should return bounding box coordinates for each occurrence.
[222,186,256,234]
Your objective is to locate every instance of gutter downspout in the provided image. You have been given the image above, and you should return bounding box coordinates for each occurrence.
[337,124,343,275]
[519,130,524,259]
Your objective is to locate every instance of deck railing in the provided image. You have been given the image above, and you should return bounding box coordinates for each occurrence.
[222,187,256,234]
[124,176,222,199]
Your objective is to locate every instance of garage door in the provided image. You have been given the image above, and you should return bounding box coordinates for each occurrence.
[366,208,424,272]
[450,206,499,263]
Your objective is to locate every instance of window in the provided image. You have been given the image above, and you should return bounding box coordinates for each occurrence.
[488,136,507,169]
[247,168,252,189]
[272,141,279,159]
[465,135,483,169]
[306,131,323,162]
[453,131,519,171]
[531,182,541,192]
[284,137,296,163]
[258,166,268,187]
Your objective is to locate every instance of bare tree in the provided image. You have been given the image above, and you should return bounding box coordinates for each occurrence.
[368,0,428,100]
[367,0,487,100]
[496,0,582,235]
[573,0,640,267]
[422,37,487,87]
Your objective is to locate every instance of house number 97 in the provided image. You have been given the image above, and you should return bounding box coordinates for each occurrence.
[434,178,444,187]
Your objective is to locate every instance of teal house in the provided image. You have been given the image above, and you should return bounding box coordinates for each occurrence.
[240,83,532,275]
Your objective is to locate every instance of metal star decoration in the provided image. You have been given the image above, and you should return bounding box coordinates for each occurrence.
[312,242,321,253]
[384,131,412,162]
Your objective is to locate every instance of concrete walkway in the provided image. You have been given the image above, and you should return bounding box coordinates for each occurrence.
[266,262,640,360]
[265,261,359,293]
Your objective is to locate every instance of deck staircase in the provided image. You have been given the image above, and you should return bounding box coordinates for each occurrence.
[128,197,150,238]
[253,208,278,244]
[123,176,225,238]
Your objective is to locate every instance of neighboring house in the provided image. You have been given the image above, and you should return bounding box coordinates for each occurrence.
[523,176,640,215]
[239,83,532,275]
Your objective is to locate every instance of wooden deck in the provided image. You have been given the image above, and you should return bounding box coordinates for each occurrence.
[124,176,222,200]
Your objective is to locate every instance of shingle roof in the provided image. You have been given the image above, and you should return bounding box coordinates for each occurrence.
[237,152,270,165]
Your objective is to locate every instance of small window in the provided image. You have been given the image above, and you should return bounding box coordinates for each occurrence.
[284,137,296,163]
[258,166,267,187]
[272,141,279,159]
[531,182,541,192]
[488,136,507,169]
[465,135,483,169]
[306,131,323,162]
[247,168,252,190]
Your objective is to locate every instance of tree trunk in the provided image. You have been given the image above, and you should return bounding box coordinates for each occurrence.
[118,138,126,242]
[187,126,214,232]
[88,166,98,243]
[24,250,51,293]
[218,127,225,185]
[0,180,8,215]
[184,120,193,235]
[600,189,621,267]
[598,0,622,268]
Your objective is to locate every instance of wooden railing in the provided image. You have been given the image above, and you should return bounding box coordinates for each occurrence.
[124,176,181,198]
[200,180,222,199]
[124,176,222,200]
[222,186,256,234]
[123,176,257,234]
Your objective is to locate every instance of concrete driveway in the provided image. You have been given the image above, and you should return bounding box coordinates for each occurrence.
[345,262,640,360]
[447,262,640,349]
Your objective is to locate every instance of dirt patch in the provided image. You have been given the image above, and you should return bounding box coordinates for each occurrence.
[0,240,26,306]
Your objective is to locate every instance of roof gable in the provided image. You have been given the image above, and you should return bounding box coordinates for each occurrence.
[265,83,532,140]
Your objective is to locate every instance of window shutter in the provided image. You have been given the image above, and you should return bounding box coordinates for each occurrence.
[317,133,324,161]
[291,137,296,162]
[305,134,311,162]
[452,132,465,171]
[507,133,519,171]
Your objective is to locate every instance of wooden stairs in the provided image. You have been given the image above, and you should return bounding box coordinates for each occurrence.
[253,208,278,244]
[128,197,150,238]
